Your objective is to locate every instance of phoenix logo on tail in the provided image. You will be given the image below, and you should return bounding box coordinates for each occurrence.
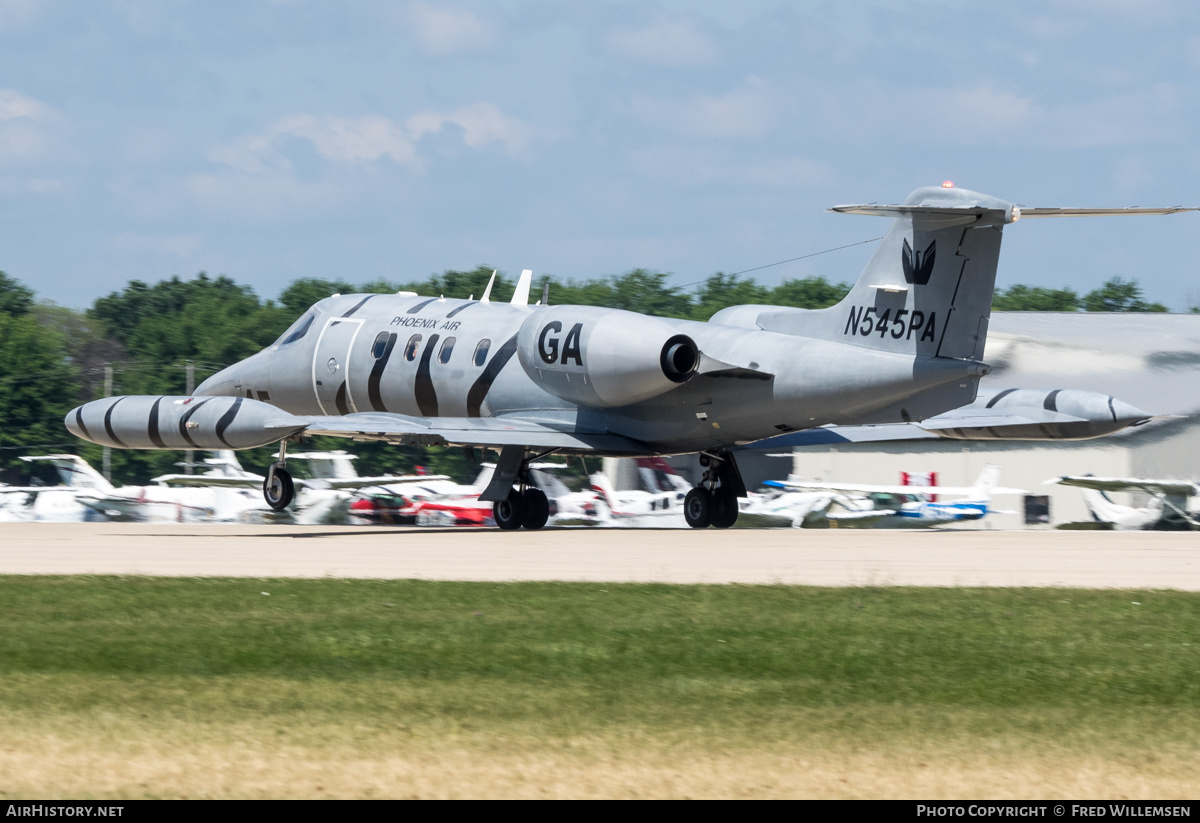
[902,238,936,285]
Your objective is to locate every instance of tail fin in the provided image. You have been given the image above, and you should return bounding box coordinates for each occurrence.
[634,457,690,493]
[589,472,620,509]
[20,455,113,493]
[968,465,1002,501]
[758,185,1017,360]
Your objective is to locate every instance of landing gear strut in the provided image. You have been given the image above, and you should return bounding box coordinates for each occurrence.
[263,440,295,510]
[685,450,745,529]
[483,445,553,530]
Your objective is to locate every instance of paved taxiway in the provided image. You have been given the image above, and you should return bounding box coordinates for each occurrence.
[2,523,1199,588]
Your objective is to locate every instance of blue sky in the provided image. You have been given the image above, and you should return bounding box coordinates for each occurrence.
[2,0,1198,310]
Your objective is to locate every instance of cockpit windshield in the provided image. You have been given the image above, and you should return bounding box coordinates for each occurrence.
[274,311,317,349]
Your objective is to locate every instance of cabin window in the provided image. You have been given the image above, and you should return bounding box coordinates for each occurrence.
[473,339,491,367]
[274,312,315,349]
[404,334,422,361]
[438,337,456,364]
[371,331,390,359]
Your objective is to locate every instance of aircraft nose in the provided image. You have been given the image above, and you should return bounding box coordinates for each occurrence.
[193,365,240,397]
[193,351,271,398]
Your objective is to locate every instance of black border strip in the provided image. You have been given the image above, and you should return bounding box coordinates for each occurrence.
[215,397,244,447]
[407,297,438,314]
[368,333,398,412]
[148,397,166,448]
[467,334,518,417]
[415,333,440,416]
[341,295,377,317]
[103,398,127,447]
[178,399,212,448]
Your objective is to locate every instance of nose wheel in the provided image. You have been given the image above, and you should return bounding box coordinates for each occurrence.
[263,440,296,510]
[263,463,295,510]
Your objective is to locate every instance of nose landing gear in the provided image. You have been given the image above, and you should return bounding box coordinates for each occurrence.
[685,450,745,529]
[263,440,296,510]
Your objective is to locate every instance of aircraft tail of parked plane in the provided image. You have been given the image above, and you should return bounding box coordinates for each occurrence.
[20,455,114,494]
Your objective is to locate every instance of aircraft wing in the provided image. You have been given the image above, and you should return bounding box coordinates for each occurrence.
[825,508,897,524]
[154,473,261,489]
[1045,476,1200,497]
[764,479,1027,496]
[318,474,451,490]
[296,412,651,454]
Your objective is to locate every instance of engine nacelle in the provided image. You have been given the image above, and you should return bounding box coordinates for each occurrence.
[517,307,699,407]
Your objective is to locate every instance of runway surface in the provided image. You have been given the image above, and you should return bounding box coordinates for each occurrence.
[2,523,1200,588]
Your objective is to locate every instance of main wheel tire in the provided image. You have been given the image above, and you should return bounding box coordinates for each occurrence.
[711,492,740,529]
[263,467,295,511]
[522,488,550,530]
[684,487,714,529]
[493,489,527,531]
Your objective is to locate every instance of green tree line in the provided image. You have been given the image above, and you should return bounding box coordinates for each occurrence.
[0,266,1184,483]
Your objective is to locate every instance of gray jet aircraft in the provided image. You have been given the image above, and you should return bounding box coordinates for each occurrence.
[64,184,1193,530]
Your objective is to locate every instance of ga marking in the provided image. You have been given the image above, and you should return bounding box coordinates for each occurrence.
[538,321,584,366]
[844,306,936,342]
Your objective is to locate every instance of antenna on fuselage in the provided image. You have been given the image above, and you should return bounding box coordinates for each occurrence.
[480,270,497,303]
[511,269,532,306]
[541,282,549,306]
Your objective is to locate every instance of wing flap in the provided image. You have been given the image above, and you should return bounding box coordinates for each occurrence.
[298,412,650,454]
[918,409,1088,431]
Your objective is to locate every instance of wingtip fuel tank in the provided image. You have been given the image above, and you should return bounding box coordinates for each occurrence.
[65,396,309,450]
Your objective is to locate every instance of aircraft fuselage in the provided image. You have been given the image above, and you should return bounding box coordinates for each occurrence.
[194,292,982,455]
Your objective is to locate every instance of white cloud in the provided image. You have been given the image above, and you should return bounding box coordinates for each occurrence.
[406,103,532,153]
[608,18,718,67]
[629,77,773,139]
[407,2,495,56]
[110,231,204,257]
[209,105,532,176]
[0,88,50,121]
[0,88,59,165]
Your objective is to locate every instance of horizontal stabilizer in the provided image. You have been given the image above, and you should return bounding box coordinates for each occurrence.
[1015,207,1197,217]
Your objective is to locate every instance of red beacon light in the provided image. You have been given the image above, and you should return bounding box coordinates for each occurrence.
[941,180,955,188]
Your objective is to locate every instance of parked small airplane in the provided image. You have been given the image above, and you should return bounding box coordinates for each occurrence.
[65,184,1193,529]
[1045,475,1200,530]
[0,455,110,522]
[765,465,1025,528]
[586,458,693,527]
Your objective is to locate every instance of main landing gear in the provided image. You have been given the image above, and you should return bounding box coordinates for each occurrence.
[483,445,553,530]
[263,440,296,511]
[493,486,550,531]
[685,450,746,530]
